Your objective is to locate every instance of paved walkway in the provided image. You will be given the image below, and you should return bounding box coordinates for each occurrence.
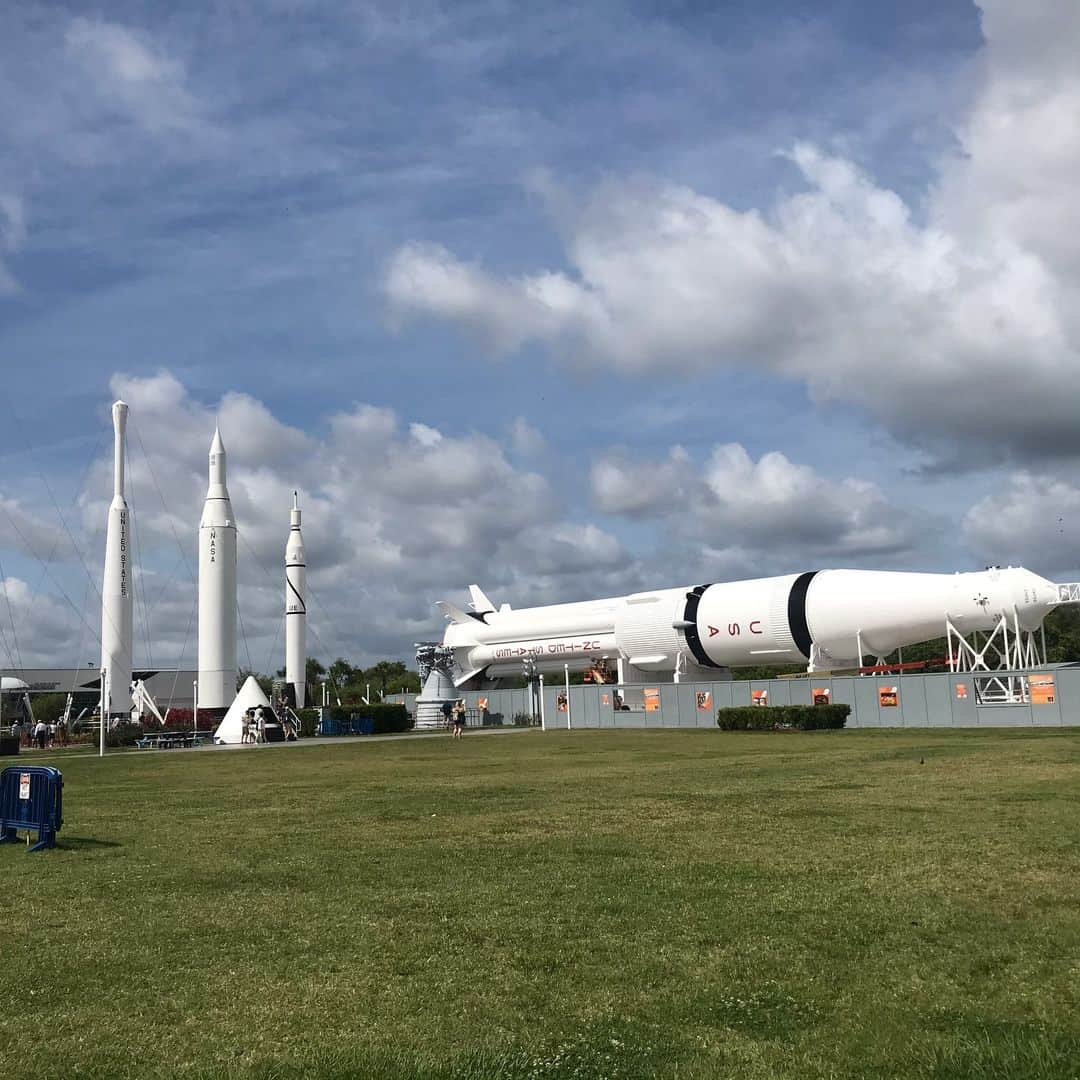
[11,725,533,760]
[197,726,530,752]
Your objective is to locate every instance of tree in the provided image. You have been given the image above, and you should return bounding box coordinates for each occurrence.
[363,660,419,697]
[237,669,273,696]
[328,657,355,688]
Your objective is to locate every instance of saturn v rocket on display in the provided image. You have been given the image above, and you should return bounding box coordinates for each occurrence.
[437,567,1080,688]
[197,427,238,710]
[100,400,134,717]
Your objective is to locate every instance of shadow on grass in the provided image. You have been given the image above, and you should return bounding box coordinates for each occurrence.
[56,836,122,850]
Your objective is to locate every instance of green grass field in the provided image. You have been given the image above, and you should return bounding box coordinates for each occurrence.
[2,728,1080,1079]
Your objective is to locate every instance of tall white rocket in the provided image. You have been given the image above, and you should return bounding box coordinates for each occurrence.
[198,427,237,709]
[285,491,307,707]
[100,400,134,717]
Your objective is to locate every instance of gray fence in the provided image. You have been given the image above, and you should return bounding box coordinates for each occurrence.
[442,665,1080,730]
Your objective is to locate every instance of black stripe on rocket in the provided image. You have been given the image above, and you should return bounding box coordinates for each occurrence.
[786,571,818,660]
[681,585,723,669]
[286,569,306,615]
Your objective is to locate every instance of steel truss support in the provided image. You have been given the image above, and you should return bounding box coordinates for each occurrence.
[946,608,1047,704]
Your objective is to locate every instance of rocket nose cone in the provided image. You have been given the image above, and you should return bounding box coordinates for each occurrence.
[112,400,129,427]
[210,426,225,454]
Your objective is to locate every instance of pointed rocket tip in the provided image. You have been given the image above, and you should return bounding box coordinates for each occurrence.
[210,426,225,453]
[293,490,299,507]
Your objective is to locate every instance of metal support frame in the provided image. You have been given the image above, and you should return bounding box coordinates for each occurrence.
[946,608,1047,704]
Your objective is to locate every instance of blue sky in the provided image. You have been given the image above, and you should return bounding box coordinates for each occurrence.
[1,0,1078,670]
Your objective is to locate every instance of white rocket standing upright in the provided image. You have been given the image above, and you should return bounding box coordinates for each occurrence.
[198,427,237,709]
[284,491,307,707]
[100,400,134,717]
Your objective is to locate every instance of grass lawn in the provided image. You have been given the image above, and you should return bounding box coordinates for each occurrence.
[2,728,1080,1079]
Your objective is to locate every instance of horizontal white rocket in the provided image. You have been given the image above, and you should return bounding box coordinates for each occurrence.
[438,567,1077,684]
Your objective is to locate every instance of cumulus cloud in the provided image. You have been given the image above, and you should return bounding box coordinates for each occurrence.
[964,471,1080,575]
[592,442,918,562]
[384,0,1080,465]
[63,371,628,670]
[65,16,206,136]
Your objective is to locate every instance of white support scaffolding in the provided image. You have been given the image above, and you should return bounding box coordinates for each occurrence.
[946,607,1046,703]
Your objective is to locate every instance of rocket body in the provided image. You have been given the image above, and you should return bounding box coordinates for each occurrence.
[284,492,307,708]
[197,428,237,709]
[100,400,134,716]
[440,566,1065,683]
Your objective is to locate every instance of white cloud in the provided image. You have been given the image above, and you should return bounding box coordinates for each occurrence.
[592,442,917,561]
[509,417,546,456]
[60,371,628,670]
[65,17,206,136]
[964,471,1080,575]
[384,0,1080,464]
[591,446,690,517]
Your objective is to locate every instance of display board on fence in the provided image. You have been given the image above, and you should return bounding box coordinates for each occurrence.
[696,691,712,711]
[879,686,898,707]
[1030,674,1056,704]
[644,688,660,712]
[812,688,830,705]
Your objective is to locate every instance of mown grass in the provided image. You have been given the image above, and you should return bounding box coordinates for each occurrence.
[2,728,1079,1079]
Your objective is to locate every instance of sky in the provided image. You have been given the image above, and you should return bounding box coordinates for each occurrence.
[1,0,1079,673]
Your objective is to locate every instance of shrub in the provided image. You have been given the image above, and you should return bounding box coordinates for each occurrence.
[716,704,849,731]
[320,704,411,735]
[294,708,320,737]
[511,712,536,727]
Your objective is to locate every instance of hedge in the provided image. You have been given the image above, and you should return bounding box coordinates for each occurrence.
[319,704,412,735]
[716,704,849,731]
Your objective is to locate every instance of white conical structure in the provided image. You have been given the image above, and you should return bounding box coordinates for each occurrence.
[100,400,133,717]
[285,491,307,707]
[198,426,237,709]
[212,675,270,744]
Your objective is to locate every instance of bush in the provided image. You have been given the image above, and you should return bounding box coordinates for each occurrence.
[511,712,536,727]
[716,704,849,731]
[294,708,320,737]
[321,704,411,735]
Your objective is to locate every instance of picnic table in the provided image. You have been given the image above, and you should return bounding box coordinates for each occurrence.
[135,733,204,750]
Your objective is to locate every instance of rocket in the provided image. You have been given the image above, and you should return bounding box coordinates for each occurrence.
[284,491,307,707]
[438,567,1078,686]
[100,400,133,716]
[197,427,237,709]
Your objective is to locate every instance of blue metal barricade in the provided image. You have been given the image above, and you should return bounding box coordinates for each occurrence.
[0,766,64,852]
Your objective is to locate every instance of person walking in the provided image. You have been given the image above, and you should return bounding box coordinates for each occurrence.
[9,718,21,747]
[452,700,466,740]
[440,699,453,731]
[33,719,48,750]
[256,706,267,745]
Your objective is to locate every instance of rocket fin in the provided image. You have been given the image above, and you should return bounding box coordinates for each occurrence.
[468,585,495,613]
[436,600,474,625]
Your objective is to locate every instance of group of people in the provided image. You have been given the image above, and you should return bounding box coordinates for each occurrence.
[240,704,300,745]
[440,698,468,739]
[7,718,68,750]
[241,706,271,745]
